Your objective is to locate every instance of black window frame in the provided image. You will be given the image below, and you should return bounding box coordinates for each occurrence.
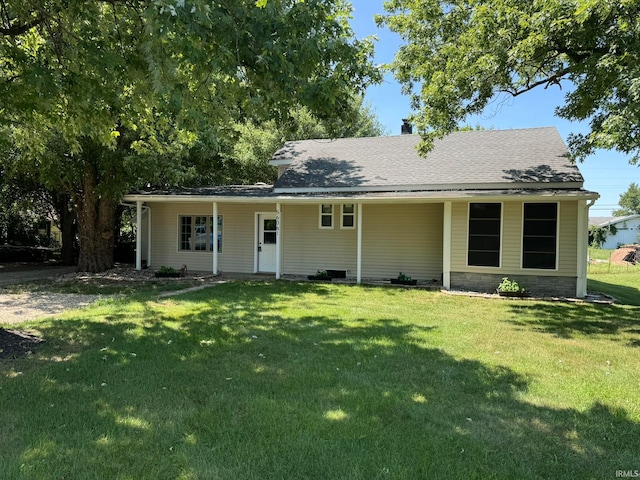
[467,203,502,267]
[522,203,558,270]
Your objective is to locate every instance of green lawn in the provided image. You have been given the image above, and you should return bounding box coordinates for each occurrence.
[1,274,639,479]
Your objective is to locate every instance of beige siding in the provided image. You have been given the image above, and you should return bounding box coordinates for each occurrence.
[282,203,443,280]
[148,202,276,273]
[361,204,443,280]
[451,200,578,277]
[281,204,358,275]
[558,201,578,275]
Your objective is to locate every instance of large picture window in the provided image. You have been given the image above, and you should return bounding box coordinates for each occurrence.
[467,203,501,267]
[522,203,557,269]
[179,215,223,253]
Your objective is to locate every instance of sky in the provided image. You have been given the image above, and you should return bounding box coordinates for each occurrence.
[348,0,639,217]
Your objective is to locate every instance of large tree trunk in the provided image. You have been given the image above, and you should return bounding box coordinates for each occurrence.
[75,173,117,273]
[54,193,77,266]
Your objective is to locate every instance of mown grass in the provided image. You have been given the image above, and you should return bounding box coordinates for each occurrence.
[1,277,639,479]
[588,247,614,261]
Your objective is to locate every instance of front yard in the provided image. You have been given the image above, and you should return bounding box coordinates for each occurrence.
[1,272,639,479]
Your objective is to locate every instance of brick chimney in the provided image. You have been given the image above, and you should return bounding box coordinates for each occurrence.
[401,119,413,135]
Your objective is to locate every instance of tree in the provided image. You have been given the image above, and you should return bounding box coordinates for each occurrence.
[1,0,380,271]
[377,1,640,161]
[179,97,387,187]
[614,183,640,216]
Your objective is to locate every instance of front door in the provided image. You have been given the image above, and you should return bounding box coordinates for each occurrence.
[258,214,277,272]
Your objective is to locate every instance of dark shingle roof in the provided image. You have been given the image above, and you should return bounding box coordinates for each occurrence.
[272,127,584,192]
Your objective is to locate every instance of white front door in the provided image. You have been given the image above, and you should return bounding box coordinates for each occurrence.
[258,214,277,272]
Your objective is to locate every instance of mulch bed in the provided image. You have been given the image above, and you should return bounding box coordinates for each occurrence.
[0,328,44,360]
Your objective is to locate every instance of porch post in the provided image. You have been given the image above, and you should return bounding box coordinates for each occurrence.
[442,202,452,290]
[576,199,591,297]
[213,202,219,275]
[276,203,281,279]
[135,200,142,271]
[147,207,152,268]
[357,203,362,284]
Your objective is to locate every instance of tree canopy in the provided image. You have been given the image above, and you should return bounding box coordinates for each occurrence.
[0,0,380,271]
[614,183,640,216]
[377,0,640,162]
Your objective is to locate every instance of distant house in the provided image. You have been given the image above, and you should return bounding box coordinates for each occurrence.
[123,126,599,297]
[589,215,640,249]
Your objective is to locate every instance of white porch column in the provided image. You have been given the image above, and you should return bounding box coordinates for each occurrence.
[135,200,142,271]
[213,202,219,275]
[442,201,452,290]
[576,199,592,297]
[357,203,363,284]
[147,207,152,268]
[276,203,281,279]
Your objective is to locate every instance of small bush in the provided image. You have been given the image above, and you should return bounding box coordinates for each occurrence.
[497,277,526,293]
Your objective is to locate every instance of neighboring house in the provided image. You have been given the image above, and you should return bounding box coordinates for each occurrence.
[123,126,599,297]
[589,215,640,249]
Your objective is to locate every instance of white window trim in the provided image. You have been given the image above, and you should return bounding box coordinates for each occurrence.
[520,202,559,271]
[465,202,503,269]
[177,214,223,254]
[340,204,356,230]
[319,204,334,229]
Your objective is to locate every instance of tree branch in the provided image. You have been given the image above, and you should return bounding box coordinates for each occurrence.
[0,16,42,36]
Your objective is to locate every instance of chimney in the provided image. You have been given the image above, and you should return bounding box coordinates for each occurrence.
[401,119,413,135]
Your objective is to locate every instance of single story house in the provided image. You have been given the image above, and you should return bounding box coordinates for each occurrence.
[123,126,599,297]
[589,215,640,249]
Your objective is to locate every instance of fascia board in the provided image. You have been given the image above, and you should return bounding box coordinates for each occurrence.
[272,181,584,194]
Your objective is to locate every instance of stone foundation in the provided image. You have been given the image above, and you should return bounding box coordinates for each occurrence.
[450,272,578,298]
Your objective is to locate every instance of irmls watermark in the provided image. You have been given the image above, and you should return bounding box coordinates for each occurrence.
[616,470,640,478]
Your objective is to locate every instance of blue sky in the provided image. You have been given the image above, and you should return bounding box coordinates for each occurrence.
[349,0,639,216]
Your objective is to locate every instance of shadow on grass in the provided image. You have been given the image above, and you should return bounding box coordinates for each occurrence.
[588,277,640,306]
[1,282,639,479]
[505,301,640,343]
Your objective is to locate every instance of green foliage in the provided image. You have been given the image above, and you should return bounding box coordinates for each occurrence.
[396,272,413,281]
[497,277,526,293]
[589,224,618,247]
[0,0,381,270]
[377,0,640,163]
[314,269,330,279]
[183,99,387,187]
[157,265,178,274]
[613,183,640,216]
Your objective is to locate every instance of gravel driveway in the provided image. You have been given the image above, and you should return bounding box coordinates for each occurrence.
[0,264,103,324]
[0,292,105,324]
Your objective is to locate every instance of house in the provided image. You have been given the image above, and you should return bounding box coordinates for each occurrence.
[123,126,599,297]
[589,215,640,249]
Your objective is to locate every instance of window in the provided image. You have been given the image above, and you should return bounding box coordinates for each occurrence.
[319,204,333,229]
[179,215,223,253]
[522,203,557,269]
[467,203,501,267]
[341,204,355,229]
